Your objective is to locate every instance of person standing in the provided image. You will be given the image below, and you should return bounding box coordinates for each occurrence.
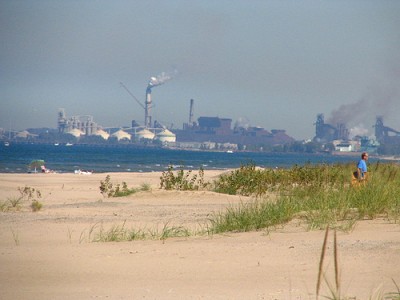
[357,152,368,181]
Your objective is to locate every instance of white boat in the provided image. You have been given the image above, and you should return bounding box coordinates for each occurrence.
[4,142,10,146]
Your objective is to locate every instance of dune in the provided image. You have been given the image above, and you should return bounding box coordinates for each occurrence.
[0,171,399,299]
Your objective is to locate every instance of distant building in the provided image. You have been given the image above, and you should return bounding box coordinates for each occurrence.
[314,114,349,142]
[174,116,294,148]
[374,116,400,145]
[58,108,99,136]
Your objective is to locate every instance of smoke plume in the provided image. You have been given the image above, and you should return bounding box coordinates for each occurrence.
[147,70,178,89]
[327,64,400,136]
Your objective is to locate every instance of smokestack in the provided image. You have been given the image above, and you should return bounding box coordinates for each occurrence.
[189,99,194,125]
[145,86,152,128]
[144,71,177,128]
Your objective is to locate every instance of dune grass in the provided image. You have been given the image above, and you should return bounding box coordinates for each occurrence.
[85,221,193,243]
[1,186,43,212]
[209,162,400,233]
[84,163,400,298]
[90,162,400,240]
[99,175,152,198]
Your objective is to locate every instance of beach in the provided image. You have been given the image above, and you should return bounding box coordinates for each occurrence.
[0,171,399,299]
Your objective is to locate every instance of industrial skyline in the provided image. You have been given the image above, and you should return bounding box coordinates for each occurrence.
[1,1,399,140]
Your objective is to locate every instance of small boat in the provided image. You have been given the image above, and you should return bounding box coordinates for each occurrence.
[4,141,10,146]
[226,150,234,153]
[66,143,73,146]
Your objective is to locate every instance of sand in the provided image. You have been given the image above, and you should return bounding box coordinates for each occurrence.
[0,171,399,299]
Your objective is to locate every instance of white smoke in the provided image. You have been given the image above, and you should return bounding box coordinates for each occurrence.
[349,124,369,139]
[234,116,251,129]
[148,70,178,88]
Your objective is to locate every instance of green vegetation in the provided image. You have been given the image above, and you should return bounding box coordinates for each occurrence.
[209,162,400,233]
[99,175,151,198]
[79,221,192,243]
[159,165,209,191]
[91,163,400,241]
[87,163,400,297]
[1,186,43,212]
[31,200,43,212]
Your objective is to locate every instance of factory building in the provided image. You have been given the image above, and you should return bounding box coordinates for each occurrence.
[173,99,295,148]
[374,116,400,145]
[175,116,293,146]
[196,117,233,135]
[58,108,99,136]
[313,114,349,142]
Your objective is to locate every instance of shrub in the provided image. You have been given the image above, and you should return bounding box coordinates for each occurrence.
[160,165,208,191]
[99,175,148,198]
[31,200,43,212]
[99,175,114,198]
[0,186,44,212]
[9,186,44,212]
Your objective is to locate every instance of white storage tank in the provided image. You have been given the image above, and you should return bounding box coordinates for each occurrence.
[111,129,131,141]
[136,128,155,140]
[155,129,176,143]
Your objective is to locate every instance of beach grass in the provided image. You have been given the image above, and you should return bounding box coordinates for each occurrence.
[81,164,400,298]
[89,221,194,243]
[99,175,152,197]
[209,162,400,233]
[89,162,400,238]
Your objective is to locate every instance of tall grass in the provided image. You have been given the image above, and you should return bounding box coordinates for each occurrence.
[90,222,193,243]
[209,163,400,233]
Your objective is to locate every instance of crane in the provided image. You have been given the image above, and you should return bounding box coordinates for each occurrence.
[120,82,145,110]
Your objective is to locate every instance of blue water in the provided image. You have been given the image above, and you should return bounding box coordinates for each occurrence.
[0,143,366,173]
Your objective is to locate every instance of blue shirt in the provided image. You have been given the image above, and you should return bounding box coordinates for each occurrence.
[357,159,367,177]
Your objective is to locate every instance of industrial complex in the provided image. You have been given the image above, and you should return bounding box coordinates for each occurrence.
[1,73,400,154]
[51,72,297,151]
[313,113,400,154]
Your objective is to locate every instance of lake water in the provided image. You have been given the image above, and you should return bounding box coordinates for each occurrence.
[0,143,368,173]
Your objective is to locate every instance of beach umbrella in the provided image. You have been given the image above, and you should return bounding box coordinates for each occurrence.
[29,160,45,173]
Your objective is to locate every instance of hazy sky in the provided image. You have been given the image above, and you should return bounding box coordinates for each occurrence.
[1,0,399,140]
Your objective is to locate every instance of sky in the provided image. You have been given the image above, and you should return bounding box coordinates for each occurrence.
[1,0,399,140]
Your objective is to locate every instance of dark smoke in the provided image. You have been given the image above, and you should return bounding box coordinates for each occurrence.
[328,64,400,130]
[327,97,370,126]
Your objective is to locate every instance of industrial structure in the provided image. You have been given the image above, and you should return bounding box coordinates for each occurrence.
[57,108,99,136]
[5,66,400,154]
[313,114,349,142]
[173,99,294,149]
[56,108,176,143]
[118,73,294,149]
[374,116,400,144]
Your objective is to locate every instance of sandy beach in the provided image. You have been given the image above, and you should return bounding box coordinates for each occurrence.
[0,171,399,299]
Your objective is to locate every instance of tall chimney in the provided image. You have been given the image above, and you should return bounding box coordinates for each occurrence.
[189,99,194,125]
[145,86,152,128]
[144,71,176,128]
